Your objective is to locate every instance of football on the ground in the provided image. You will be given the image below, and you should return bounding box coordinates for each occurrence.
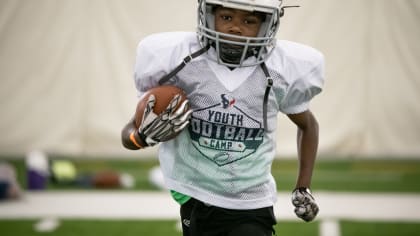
[134,85,188,134]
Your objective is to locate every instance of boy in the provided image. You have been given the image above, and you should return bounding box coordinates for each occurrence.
[122,0,323,235]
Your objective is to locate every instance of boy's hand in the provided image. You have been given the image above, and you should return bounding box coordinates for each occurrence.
[291,187,319,222]
[138,94,192,146]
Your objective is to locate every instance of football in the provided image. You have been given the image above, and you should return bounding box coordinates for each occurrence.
[134,85,188,140]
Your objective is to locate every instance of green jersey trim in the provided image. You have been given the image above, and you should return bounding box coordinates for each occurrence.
[170,190,191,205]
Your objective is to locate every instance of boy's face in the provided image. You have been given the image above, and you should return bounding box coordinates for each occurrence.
[214,7,263,40]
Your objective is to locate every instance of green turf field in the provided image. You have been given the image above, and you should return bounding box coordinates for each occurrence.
[1,157,420,236]
[4,157,420,192]
[0,219,418,236]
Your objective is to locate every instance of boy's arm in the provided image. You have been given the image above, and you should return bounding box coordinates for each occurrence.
[287,109,319,188]
[287,110,319,222]
[121,116,147,150]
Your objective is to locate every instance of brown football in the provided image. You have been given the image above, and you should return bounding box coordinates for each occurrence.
[134,85,188,141]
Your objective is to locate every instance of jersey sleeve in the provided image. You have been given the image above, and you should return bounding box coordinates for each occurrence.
[133,36,168,97]
[133,32,198,98]
[279,56,325,114]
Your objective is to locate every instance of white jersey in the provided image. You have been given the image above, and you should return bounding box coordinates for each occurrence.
[134,32,324,210]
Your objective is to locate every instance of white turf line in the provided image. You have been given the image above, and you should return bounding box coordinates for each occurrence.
[1,191,420,236]
[320,219,341,236]
[1,191,420,221]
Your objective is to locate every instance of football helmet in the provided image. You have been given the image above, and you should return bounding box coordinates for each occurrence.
[197,0,283,67]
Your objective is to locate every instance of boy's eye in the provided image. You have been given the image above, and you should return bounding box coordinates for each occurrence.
[221,15,232,21]
[244,17,260,25]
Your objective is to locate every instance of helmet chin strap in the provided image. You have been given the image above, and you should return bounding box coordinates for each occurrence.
[219,43,243,64]
[218,42,258,65]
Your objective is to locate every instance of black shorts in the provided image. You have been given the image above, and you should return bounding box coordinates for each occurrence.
[180,198,277,236]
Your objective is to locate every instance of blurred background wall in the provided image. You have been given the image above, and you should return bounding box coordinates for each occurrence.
[0,0,419,159]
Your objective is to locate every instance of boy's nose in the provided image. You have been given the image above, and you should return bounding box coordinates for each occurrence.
[228,24,242,36]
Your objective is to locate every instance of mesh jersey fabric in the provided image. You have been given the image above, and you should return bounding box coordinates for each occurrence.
[134,32,324,210]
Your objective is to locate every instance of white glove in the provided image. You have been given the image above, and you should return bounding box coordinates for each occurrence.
[138,94,192,146]
[291,187,319,222]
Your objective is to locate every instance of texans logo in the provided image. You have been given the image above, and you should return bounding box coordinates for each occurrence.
[221,94,235,109]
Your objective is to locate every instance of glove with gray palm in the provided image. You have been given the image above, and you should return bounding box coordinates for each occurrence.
[138,94,192,147]
[291,187,319,222]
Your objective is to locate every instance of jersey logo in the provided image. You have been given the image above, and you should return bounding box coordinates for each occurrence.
[221,94,235,108]
[188,95,264,166]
